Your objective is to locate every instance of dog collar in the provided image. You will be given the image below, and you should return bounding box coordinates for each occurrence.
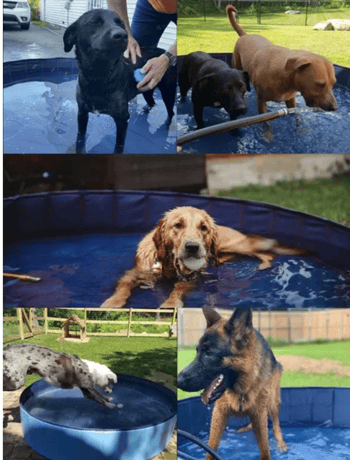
[239,393,246,412]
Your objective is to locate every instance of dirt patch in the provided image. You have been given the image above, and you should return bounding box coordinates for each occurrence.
[276,354,350,377]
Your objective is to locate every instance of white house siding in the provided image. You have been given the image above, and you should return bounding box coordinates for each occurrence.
[41,0,176,47]
[41,0,88,27]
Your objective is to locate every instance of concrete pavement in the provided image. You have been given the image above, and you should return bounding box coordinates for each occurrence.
[3,23,75,61]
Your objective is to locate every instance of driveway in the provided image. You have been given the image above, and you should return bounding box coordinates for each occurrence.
[3,23,75,61]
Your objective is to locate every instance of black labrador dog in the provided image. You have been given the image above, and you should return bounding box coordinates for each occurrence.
[63,8,176,153]
[179,51,250,129]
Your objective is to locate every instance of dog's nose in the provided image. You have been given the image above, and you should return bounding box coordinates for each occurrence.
[327,101,338,111]
[110,30,128,42]
[185,242,200,255]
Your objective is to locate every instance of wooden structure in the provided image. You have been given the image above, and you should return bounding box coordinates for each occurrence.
[61,315,86,341]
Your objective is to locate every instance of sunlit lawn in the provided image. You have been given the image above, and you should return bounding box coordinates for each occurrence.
[178,9,350,67]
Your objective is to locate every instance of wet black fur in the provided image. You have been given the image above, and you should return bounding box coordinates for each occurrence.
[63,8,176,153]
[179,51,250,129]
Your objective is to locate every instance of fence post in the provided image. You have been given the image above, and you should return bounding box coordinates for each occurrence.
[18,309,25,340]
[340,310,343,339]
[305,0,308,26]
[44,308,48,334]
[308,309,311,341]
[257,0,261,25]
[127,309,132,338]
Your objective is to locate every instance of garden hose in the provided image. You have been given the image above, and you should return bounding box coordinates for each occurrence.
[177,107,323,146]
[178,429,226,460]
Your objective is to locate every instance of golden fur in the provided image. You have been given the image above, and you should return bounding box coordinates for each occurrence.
[101,206,307,309]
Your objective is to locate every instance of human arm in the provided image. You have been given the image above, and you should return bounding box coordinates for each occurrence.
[108,0,141,63]
[137,42,177,92]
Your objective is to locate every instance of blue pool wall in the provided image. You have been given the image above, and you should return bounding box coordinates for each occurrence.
[4,190,350,269]
[178,388,350,440]
[4,57,350,91]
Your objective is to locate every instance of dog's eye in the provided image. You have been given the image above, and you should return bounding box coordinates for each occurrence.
[92,18,103,26]
[174,222,182,229]
[201,224,208,232]
[114,18,124,27]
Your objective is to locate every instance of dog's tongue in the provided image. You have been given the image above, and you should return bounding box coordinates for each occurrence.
[201,374,224,405]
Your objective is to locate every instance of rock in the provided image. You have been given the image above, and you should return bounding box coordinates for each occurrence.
[313,19,350,31]
[312,21,334,30]
[331,19,350,30]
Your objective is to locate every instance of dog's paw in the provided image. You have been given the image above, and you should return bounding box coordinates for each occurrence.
[257,262,271,270]
[160,298,184,309]
[105,401,116,409]
[100,298,125,309]
[278,440,289,452]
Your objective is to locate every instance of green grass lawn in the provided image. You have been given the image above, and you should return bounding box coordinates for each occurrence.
[178,10,350,66]
[271,341,350,365]
[6,334,177,389]
[178,341,350,399]
[215,177,350,224]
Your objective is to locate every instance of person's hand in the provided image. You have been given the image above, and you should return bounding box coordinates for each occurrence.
[137,55,170,92]
[125,35,142,64]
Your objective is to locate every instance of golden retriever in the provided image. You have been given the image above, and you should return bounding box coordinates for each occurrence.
[101,206,308,309]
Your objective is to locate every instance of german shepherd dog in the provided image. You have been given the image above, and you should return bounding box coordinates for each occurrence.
[177,308,288,460]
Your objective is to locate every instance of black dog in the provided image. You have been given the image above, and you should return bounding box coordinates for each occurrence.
[63,8,176,153]
[3,344,115,407]
[178,308,288,460]
[179,51,250,129]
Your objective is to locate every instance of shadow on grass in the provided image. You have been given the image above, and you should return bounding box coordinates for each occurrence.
[102,346,177,381]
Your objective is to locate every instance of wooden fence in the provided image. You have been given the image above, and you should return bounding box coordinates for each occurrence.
[3,308,177,342]
[178,308,350,346]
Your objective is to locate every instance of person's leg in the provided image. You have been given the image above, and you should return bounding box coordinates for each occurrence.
[131,0,176,47]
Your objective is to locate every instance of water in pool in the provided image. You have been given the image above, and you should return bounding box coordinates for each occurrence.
[177,85,350,153]
[179,424,350,460]
[3,80,176,154]
[23,382,174,430]
[3,233,350,308]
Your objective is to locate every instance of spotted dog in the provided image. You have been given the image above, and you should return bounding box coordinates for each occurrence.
[3,344,116,407]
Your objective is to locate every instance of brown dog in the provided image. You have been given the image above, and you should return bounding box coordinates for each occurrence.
[178,308,288,460]
[101,206,308,309]
[227,6,337,139]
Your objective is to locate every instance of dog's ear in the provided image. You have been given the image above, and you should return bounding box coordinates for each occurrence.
[225,308,252,349]
[63,21,78,53]
[210,225,220,267]
[153,218,167,262]
[285,57,311,73]
[243,71,251,92]
[203,307,222,328]
[195,74,216,93]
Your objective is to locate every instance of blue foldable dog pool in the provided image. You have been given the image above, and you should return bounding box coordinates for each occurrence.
[3,58,176,154]
[177,54,350,154]
[20,375,176,460]
[3,190,350,309]
[178,388,350,460]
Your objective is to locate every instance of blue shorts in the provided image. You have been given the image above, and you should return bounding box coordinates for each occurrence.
[131,0,177,47]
